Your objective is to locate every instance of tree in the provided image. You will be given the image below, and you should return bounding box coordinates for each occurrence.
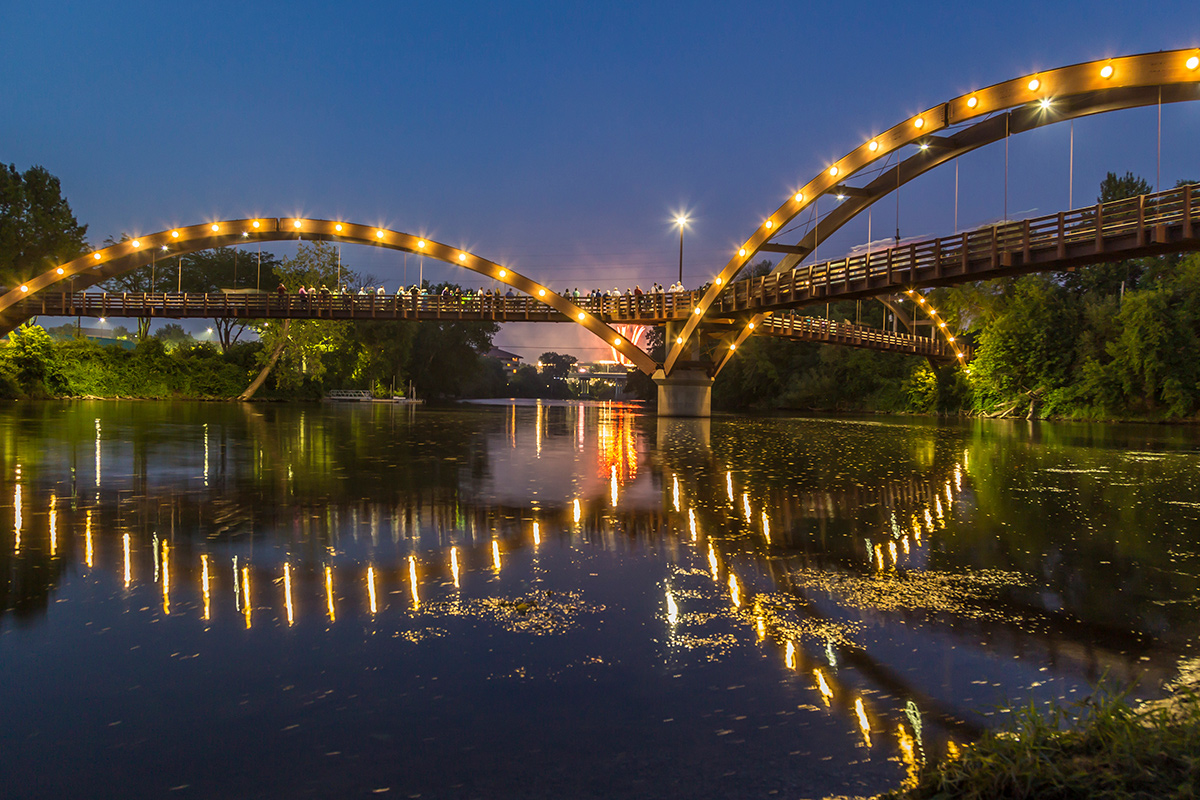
[539,351,577,381]
[249,242,353,393]
[0,164,88,287]
[1061,171,1155,297]
[153,323,196,352]
[406,318,498,399]
[103,245,284,347]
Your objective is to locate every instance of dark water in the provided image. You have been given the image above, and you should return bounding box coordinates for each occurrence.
[2,401,1199,799]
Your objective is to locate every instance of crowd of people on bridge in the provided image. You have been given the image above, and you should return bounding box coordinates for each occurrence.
[271,279,698,315]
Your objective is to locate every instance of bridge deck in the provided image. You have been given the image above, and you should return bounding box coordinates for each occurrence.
[16,291,702,324]
[22,291,962,361]
[717,183,1200,314]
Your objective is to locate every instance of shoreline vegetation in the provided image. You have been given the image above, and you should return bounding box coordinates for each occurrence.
[876,681,1200,800]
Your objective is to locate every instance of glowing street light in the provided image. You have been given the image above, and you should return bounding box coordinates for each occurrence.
[673,214,690,285]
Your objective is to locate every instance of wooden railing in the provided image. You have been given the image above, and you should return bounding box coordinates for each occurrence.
[19,289,703,323]
[756,314,965,361]
[715,183,1199,313]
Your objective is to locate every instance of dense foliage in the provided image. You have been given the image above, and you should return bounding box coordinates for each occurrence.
[0,163,88,287]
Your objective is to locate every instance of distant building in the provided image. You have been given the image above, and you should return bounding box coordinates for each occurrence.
[486,347,523,376]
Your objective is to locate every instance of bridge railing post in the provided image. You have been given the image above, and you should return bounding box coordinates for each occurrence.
[1137,194,1147,247]
[1186,184,1195,240]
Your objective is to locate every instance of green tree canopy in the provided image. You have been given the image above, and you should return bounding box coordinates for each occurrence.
[0,164,88,287]
[539,351,577,380]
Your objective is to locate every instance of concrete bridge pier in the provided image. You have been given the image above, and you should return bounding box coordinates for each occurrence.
[653,367,714,417]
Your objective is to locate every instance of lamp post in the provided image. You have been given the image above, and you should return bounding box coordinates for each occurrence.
[674,215,689,285]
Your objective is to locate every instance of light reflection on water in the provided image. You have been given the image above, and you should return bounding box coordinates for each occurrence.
[0,401,1199,798]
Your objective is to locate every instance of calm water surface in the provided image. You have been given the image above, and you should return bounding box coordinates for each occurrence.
[2,400,1200,799]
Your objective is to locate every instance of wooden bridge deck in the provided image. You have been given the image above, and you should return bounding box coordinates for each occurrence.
[715,183,1200,314]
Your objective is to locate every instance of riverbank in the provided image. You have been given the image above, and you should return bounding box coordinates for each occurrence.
[879,682,1200,799]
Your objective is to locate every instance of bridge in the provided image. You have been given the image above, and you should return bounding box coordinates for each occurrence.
[11,286,966,363]
[2,48,1199,414]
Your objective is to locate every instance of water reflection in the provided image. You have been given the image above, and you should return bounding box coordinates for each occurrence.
[1,401,1199,798]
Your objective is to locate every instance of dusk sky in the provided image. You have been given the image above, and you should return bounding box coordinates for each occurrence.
[4,1,1199,360]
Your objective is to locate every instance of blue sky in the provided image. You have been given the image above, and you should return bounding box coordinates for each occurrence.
[3,0,1198,359]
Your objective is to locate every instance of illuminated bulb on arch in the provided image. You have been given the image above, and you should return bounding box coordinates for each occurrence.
[1100,64,1114,78]
[20,285,28,292]
[56,268,64,275]
[747,322,755,330]
[1028,77,1040,91]
[458,253,467,262]
[694,307,702,315]
[171,230,179,238]
[1040,98,1052,110]
[132,240,140,248]
[729,343,737,351]
[613,337,622,346]
[868,140,879,151]
[828,166,839,177]
[93,253,102,260]
[538,289,546,296]
[1188,56,1200,71]
[211,224,220,232]
[794,192,804,202]
[914,117,925,129]
[738,248,747,257]
[676,336,683,344]
[498,269,507,278]
[578,312,585,320]
[715,277,722,285]
[293,220,302,229]
[967,95,978,108]
[417,239,426,249]
[253,220,261,228]
[334,223,342,232]
[764,219,773,229]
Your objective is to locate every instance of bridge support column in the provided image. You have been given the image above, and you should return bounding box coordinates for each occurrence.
[653,368,714,418]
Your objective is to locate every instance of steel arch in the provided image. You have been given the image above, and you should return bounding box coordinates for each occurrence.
[0,218,658,373]
[665,48,1200,375]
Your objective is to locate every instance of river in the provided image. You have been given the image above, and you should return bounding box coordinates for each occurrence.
[1,400,1198,799]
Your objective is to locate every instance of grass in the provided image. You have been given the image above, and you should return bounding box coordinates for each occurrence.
[881,686,1200,800]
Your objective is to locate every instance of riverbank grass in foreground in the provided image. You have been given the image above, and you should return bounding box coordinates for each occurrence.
[883,688,1200,799]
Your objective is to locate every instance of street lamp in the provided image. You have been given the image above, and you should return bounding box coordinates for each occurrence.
[674,215,689,285]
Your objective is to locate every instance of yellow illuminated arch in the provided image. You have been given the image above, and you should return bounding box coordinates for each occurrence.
[667,47,1200,374]
[0,218,658,373]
